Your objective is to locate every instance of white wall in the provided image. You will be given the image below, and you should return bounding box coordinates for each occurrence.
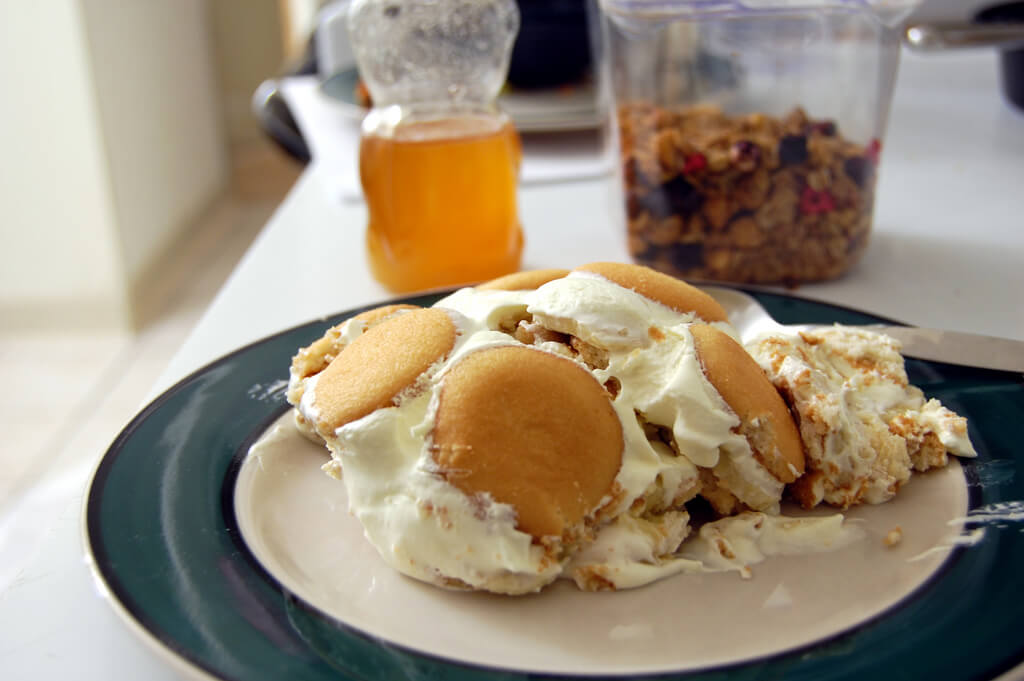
[80,0,228,289]
[0,0,228,330]
[0,1,128,328]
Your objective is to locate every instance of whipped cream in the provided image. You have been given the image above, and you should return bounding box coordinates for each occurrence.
[680,512,864,578]
[292,277,820,594]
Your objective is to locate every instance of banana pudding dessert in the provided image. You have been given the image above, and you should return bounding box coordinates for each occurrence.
[282,263,975,594]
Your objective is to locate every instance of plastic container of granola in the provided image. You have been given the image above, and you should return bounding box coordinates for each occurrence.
[595,0,921,284]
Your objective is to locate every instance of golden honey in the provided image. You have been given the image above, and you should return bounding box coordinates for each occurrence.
[359,114,523,292]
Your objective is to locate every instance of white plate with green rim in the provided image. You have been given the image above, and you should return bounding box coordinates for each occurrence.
[85,289,1024,681]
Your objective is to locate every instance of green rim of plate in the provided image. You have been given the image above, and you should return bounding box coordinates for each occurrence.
[86,290,1024,681]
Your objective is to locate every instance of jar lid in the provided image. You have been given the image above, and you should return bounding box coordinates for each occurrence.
[347,0,520,108]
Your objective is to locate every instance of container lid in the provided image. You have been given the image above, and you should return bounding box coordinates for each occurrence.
[599,0,922,27]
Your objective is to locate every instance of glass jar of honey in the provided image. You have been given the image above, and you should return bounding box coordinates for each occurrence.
[348,0,523,293]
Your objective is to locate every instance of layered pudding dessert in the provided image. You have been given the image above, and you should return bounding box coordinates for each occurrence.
[283,262,975,594]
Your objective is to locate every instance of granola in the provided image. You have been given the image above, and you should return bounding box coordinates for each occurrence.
[618,103,880,285]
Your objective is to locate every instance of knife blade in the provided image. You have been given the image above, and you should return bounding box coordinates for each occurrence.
[809,325,1024,374]
[869,326,1024,373]
[703,286,1024,373]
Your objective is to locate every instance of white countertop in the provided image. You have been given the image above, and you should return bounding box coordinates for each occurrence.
[2,49,1023,680]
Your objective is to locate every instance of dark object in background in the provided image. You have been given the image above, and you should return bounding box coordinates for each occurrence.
[252,34,320,164]
[252,81,311,163]
[508,0,591,89]
[976,2,1024,111]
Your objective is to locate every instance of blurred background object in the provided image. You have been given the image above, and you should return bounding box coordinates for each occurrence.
[908,0,1010,21]
[906,0,1024,110]
[973,3,1024,109]
[507,0,591,89]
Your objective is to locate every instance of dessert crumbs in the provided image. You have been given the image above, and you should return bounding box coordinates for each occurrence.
[883,526,903,547]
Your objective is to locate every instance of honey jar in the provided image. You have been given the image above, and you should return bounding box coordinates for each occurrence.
[348,0,523,292]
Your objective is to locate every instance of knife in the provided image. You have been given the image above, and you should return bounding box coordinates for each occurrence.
[788,324,1024,374]
[863,326,1024,374]
[703,287,1024,374]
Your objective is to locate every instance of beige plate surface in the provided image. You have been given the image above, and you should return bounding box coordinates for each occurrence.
[235,415,968,677]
